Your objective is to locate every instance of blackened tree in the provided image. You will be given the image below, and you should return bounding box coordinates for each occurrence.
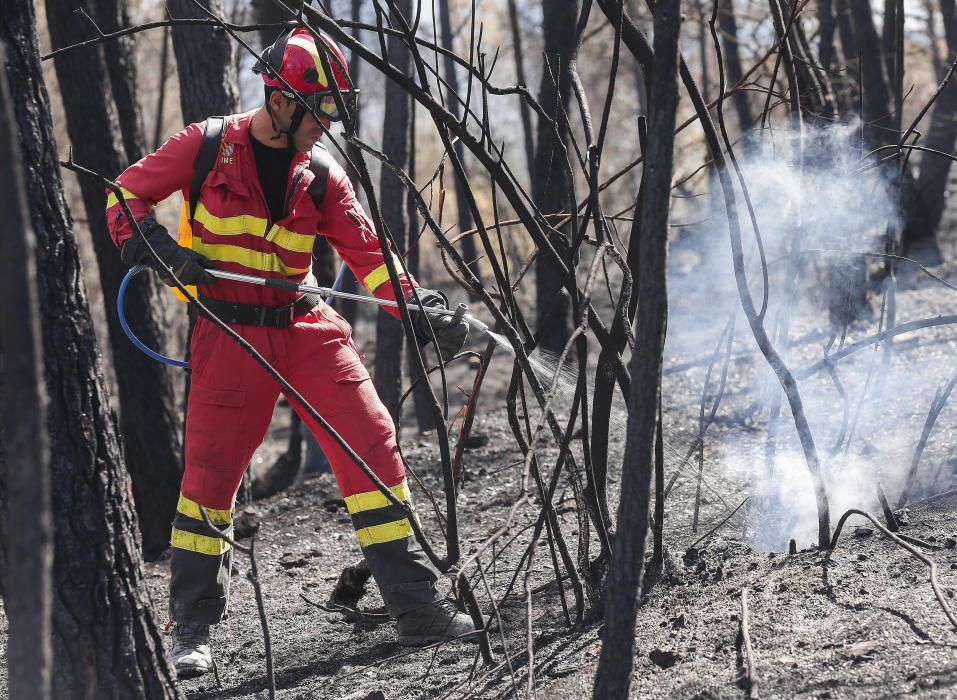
[593,0,682,694]
[719,0,753,135]
[374,0,415,418]
[1,2,180,695]
[45,0,185,560]
[169,0,239,123]
[901,0,955,264]
[0,39,53,700]
[438,0,483,292]
[92,0,147,162]
[533,0,581,353]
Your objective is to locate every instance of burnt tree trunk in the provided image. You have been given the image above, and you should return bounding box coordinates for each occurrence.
[0,41,53,700]
[819,0,839,75]
[438,0,483,292]
[169,0,239,124]
[534,0,581,354]
[835,0,861,115]
[373,0,414,419]
[406,105,433,432]
[695,0,711,101]
[625,0,650,117]
[792,15,837,118]
[882,0,901,102]
[46,0,185,561]
[901,0,956,263]
[251,0,295,47]
[1,2,180,696]
[507,0,537,177]
[92,0,147,162]
[849,0,893,146]
[153,27,172,150]
[926,0,945,80]
[592,0,681,696]
[718,0,754,135]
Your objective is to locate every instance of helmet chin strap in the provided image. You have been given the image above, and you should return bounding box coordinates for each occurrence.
[265,97,308,152]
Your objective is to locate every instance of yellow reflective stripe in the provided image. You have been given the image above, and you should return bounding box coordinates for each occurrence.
[171,528,231,555]
[344,481,410,515]
[106,187,142,209]
[287,35,329,88]
[191,240,310,276]
[176,495,232,525]
[266,224,315,253]
[194,202,267,237]
[355,519,413,547]
[363,254,404,292]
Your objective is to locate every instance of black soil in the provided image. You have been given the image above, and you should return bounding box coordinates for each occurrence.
[4,263,957,698]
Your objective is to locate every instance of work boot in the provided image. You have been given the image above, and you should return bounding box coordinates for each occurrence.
[171,623,212,679]
[396,599,477,646]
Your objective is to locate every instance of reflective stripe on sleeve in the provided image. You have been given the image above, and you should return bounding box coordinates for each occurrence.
[171,527,231,555]
[266,224,315,253]
[363,253,404,292]
[106,187,143,209]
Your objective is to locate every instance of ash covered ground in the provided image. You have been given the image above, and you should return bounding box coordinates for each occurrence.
[147,254,957,699]
[0,261,955,698]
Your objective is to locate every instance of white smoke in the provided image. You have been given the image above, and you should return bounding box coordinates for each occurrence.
[666,122,956,550]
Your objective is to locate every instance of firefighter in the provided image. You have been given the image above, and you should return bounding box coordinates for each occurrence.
[106,27,474,679]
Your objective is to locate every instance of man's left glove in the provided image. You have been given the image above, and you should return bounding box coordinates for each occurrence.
[408,288,468,361]
[120,216,217,286]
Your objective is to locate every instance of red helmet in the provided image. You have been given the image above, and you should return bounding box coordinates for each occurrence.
[253,28,356,119]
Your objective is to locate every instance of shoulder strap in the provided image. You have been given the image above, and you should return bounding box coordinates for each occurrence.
[306,143,334,207]
[308,144,337,282]
[189,116,226,223]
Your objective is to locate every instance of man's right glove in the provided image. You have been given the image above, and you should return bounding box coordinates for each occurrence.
[409,288,468,361]
[120,216,217,286]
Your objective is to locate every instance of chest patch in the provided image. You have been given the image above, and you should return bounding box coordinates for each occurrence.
[220,142,235,164]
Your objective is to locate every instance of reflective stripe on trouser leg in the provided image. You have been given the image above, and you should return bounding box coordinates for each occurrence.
[176,316,283,625]
[169,494,234,625]
[344,480,440,617]
[280,307,443,617]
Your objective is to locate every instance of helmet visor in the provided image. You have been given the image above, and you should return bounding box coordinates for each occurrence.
[287,90,357,122]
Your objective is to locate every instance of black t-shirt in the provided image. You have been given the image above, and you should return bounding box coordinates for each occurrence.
[249,133,295,223]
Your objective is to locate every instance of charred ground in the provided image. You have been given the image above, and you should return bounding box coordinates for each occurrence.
[3,260,957,699]
[147,258,957,699]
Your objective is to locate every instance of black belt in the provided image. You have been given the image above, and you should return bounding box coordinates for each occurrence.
[198,293,321,329]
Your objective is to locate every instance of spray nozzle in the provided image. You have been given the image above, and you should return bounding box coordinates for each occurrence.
[451,302,468,324]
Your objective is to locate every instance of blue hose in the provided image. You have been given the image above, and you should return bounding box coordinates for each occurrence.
[326,263,347,304]
[118,262,349,368]
[118,265,190,368]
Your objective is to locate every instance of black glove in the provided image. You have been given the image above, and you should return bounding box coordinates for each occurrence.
[408,288,468,361]
[120,216,217,286]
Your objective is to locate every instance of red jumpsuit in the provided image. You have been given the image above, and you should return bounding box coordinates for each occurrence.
[107,111,440,624]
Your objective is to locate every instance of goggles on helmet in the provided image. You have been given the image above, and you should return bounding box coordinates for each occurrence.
[279,89,357,122]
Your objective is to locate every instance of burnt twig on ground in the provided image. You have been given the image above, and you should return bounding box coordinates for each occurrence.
[198,507,276,699]
[736,587,760,698]
[828,509,957,631]
[897,371,957,507]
